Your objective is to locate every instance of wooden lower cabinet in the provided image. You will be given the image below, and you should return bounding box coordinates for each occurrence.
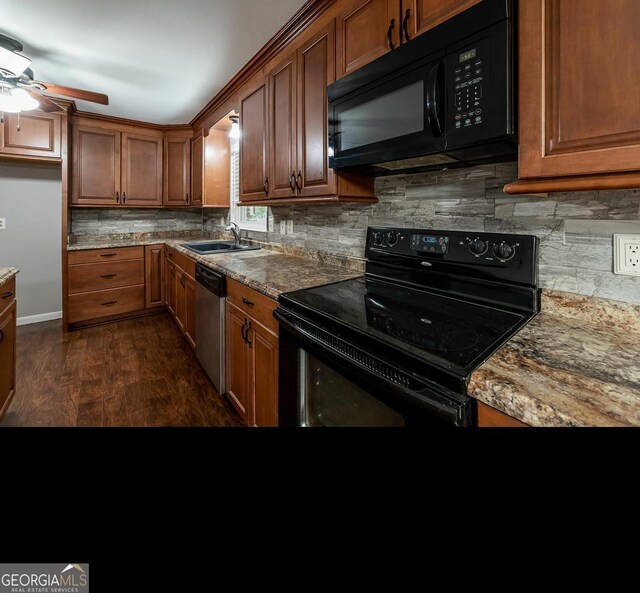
[67,245,164,327]
[225,282,278,427]
[0,278,17,422]
[165,247,196,349]
[477,402,528,428]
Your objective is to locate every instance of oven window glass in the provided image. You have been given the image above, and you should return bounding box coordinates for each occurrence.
[300,350,405,427]
[337,81,424,151]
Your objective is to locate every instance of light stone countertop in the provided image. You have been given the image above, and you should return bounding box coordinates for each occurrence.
[469,291,640,427]
[0,267,19,286]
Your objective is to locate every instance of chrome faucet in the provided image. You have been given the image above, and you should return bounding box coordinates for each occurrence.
[225,221,241,245]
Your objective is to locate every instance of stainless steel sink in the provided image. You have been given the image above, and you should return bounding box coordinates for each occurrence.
[181,241,260,255]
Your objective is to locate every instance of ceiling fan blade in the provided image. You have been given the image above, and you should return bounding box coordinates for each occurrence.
[36,82,109,105]
[26,89,64,113]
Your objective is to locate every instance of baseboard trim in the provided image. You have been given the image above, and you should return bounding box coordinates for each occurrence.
[17,311,63,326]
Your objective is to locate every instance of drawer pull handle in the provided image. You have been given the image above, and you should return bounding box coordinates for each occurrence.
[100,274,117,278]
[246,321,252,349]
[1,291,13,299]
[100,254,117,258]
[242,297,255,307]
[101,300,118,306]
[0,329,3,344]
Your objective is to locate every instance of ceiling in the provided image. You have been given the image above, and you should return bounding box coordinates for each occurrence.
[0,0,307,124]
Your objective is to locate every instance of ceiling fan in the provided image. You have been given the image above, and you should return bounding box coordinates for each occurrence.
[0,32,109,114]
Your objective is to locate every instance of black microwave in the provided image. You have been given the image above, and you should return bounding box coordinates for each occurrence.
[328,0,516,174]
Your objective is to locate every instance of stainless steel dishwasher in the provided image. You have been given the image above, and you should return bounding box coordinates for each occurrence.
[195,264,226,394]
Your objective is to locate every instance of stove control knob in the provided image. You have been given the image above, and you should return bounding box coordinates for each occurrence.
[494,242,515,261]
[372,232,384,246]
[387,231,398,246]
[468,237,487,256]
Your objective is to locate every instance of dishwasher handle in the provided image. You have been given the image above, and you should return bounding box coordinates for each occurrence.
[195,263,227,297]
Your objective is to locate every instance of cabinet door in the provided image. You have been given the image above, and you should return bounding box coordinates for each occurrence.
[0,112,61,159]
[184,273,196,349]
[226,301,250,423]
[336,0,399,79]
[145,245,165,308]
[191,133,204,206]
[166,260,177,316]
[121,132,163,206]
[249,321,278,428]
[163,137,191,206]
[296,22,336,198]
[175,269,186,332]
[71,126,120,206]
[0,301,16,418]
[269,53,298,199]
[519,0,640,179]
[204,129,231,207]
[404,0,480,39]
[239,79,269,201]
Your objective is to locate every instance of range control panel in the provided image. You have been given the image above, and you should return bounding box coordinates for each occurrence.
[449,38,490,132]
[366,227,539,286]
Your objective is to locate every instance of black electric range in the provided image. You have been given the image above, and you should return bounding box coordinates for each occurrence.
[275,227,540,427]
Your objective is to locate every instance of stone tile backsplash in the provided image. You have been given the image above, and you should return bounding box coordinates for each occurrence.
[70,162,640,304]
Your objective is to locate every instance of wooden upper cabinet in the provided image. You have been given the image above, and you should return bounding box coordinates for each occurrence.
[404,0,481,39]
[239,79,269,201]
[517,0,640,180]
[163,137,191,207]
[71,126,121,206]
[268,53,298,199]
[191,133,204,206]
[0,111,61,160]
[336,0,399,79]
[121,133,163,206]
[296,21,336,198]
[204,129,231,207]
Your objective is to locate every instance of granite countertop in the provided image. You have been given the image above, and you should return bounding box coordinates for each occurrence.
[0,267,19,285]
[469,291,640,427]
[68,236,362,299]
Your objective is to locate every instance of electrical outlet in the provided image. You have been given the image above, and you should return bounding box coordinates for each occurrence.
[0,218,5,230]
[286,220,294,234]
[279,220,286,235]
[614,234,640,276]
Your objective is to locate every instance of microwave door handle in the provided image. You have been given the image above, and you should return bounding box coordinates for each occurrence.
[426,62,443,137]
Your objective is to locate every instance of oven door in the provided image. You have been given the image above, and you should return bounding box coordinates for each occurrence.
[275,308,474,427]
[329,57,446,170]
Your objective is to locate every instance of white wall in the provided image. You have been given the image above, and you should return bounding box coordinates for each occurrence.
[0,162,62,324]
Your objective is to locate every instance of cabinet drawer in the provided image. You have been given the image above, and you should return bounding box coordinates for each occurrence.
[68,246,144,265]
[68,285,145,323]
[166,247,196,278]
[68,260,144,294]
[227,278,278,334]
[0,277,16,316]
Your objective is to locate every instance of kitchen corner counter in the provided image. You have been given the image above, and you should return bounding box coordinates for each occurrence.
[469,291,640,427]
[67,237,363,300]
[0,268,19,285]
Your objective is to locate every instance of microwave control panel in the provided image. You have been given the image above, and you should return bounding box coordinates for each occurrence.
[450,38,490,132]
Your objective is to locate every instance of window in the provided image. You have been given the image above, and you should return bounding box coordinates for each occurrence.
[229,137,268,232]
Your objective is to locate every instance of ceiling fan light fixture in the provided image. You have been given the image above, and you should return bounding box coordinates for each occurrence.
[229,115,240,139]
[0,46,31,77]
[11,87,39,111]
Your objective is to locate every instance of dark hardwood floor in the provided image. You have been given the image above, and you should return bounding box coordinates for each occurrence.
[2,313,242,427]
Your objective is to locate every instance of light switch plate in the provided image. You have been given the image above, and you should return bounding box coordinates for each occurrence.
[0,218,5,230]
[286,220,294,234]
[614,234,640,276]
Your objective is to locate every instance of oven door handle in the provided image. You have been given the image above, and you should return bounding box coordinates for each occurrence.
[426,61,443,137]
